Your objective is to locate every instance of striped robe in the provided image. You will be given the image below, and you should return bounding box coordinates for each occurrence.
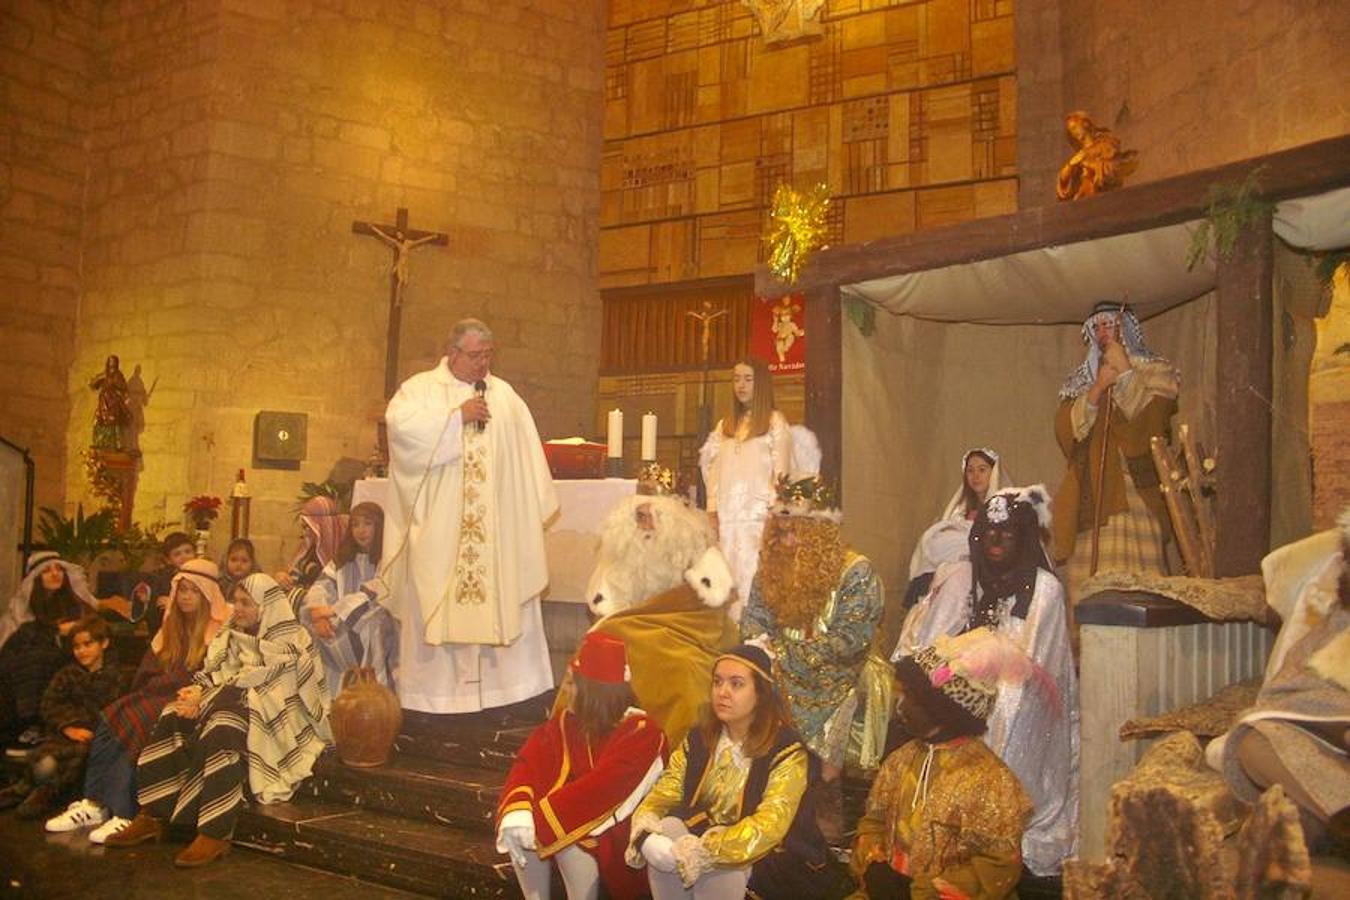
[137,574,331,836]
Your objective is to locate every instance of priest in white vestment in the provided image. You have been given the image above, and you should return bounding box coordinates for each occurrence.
[381,318,559,713]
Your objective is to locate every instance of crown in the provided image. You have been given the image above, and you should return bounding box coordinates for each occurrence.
[771,475,841,522]
[636,462,675,496]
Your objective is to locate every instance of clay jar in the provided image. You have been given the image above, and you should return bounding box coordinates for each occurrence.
[330,667,403,767]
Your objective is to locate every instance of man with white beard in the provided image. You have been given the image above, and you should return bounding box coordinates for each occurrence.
[575,494,739,744]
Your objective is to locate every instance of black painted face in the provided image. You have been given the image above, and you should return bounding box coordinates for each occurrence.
[896,689,942,741]
[982,525,1019,568]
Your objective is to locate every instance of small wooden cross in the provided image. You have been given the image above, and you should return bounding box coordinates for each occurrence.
[352,207,449,398]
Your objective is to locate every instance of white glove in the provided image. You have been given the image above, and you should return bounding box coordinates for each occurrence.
[496,809,536,870]
[641,833,678,873]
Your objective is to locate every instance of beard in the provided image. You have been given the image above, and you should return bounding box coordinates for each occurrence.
[588,496,713,615]
[755,519,844,632]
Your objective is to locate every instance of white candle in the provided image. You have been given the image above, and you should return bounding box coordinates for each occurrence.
[606,409,623,458]
[640,412,657,461]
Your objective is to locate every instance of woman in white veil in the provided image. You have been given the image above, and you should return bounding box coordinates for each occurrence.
[904,449,1011,605]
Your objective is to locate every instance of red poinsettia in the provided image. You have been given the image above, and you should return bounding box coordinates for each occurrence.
[183,495,223,529]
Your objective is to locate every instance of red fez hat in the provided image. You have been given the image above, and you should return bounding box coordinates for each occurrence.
[570,633,630,684]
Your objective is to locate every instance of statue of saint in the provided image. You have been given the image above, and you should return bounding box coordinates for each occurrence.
[1056,112,1138,201]
[90,355,131,451]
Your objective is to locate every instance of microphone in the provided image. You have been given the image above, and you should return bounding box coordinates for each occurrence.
[473,380,487,431]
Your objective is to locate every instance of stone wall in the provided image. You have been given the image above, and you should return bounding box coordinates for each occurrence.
[1018,0,1350,203]
[62,0,606,567]
[0,1,98,511]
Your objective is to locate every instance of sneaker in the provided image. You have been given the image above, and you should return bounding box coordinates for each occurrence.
[44,798,108,833]
[15,725,42,745]
[90,816,131,845]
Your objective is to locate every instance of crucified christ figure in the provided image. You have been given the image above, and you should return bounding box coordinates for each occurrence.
[368,225,444,300]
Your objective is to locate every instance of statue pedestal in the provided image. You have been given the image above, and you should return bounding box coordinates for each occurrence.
[91,449,140,531]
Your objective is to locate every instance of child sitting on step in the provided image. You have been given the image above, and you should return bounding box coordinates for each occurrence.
[497,633,667,900]
[0,615,124,819]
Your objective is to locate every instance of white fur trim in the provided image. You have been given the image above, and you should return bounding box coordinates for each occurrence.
[994,484,1053,530]
[684,547,734,608]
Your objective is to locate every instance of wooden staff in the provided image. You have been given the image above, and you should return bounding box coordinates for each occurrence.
[1088,390,1113,576]
[1088,303,1127,577]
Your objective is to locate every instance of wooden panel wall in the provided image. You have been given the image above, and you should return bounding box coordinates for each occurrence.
[601,0,1018,288]
[602,281,756,372]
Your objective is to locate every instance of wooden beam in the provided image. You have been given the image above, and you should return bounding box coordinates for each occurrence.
[757,134,1350,297]
[804,283,842,494]
[1213,212,1275,575]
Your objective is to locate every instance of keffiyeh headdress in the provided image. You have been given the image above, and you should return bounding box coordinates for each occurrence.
[1059,301,1166,399]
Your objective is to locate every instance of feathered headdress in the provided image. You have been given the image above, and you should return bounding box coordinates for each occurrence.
[903,626,1060,725]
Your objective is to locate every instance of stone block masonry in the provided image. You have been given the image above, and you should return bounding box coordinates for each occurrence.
[0,1,99,512]
[7,0,607,569]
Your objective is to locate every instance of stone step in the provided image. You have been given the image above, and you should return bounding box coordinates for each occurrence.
[391,693,554,771]
[305,750,506,831]
[234,796,521,898]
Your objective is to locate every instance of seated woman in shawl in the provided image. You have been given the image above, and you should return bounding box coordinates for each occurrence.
[895,487,1080,878]
[104,573,331,867]
[497,633,667,900]
[44,559,230,843]
[301,501,398,699]
[1215,510,1350,850]
[276,495,346,592]
[904,449,1009,608]
[0,552,100,746]
[626,643,845,900]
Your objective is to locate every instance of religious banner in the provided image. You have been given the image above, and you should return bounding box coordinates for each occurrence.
[750,293,806,372]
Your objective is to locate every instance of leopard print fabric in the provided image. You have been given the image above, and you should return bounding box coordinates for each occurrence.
[911,645,996,720]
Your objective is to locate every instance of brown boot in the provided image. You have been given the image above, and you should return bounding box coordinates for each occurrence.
[102,812,163,847]
[174,833,231,868]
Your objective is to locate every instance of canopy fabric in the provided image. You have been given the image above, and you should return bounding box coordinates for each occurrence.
[1273,186,1350,252]
[841,221,1216,325]
[840,188,1349,325]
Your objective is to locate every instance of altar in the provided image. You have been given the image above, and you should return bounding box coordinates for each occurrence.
[351,475,636,605]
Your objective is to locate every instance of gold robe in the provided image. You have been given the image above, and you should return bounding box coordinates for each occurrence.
[555,583,739,744]
[852,738,1031,900]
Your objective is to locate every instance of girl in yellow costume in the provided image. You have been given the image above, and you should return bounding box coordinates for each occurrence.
[853,629,1036,899]
[626,643,849,899]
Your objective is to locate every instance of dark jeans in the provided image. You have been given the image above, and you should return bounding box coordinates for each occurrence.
[82,721,136,819]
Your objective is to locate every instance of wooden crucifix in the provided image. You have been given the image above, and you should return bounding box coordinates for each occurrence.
[352,207,449,398]
[687,300,729,437]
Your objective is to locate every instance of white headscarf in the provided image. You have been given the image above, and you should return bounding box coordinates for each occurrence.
[0,552,99,650]
[908,449,1013,580]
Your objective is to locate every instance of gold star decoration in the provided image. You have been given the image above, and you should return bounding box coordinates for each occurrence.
[765,182,831,284]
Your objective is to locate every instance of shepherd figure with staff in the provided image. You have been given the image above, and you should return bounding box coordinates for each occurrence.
[1053,302,1181,613]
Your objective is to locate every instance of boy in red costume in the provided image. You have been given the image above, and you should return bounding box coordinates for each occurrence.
[497,633,667,899]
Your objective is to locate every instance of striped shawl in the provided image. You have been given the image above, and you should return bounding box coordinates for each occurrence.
[193,573,332,803]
